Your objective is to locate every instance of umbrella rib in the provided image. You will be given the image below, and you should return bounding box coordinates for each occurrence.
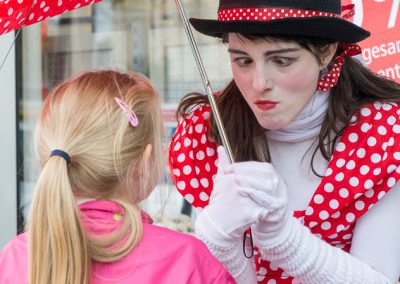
[0,0,36,72]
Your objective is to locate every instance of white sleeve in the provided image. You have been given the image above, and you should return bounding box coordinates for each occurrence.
[350,182,400,283]
[257,216,392,284]
[195,208,257,284]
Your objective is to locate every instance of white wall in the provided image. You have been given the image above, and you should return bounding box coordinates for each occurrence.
[0,32,17,249]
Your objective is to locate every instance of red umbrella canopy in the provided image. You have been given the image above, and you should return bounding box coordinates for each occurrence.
[0,0,101,35]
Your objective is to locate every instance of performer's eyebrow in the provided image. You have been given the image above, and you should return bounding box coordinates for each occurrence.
[228,48,300,56]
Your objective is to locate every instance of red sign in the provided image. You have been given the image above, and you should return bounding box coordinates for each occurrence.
[343,0,400,82]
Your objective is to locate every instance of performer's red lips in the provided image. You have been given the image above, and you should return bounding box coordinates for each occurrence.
[255,100,278,110]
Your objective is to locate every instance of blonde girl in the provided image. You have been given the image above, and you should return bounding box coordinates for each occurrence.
[0,70,235,284]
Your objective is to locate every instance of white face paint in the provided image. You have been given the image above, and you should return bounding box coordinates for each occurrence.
[228,33,323,130]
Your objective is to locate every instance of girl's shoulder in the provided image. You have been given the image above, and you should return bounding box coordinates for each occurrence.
[143,222,201,245]
[141,221,218,259]
[0,233,28,260]
[0,233,28,284]
[168,104,218,208]
[138,223,236,283]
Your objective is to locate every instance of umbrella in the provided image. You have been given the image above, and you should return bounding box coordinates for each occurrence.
[0,0,102,70]
[0,0,101,36]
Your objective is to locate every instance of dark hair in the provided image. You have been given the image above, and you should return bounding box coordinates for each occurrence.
[177,34,400,176]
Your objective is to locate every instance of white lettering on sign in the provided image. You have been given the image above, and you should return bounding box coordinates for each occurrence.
[362,39,400,64]
[352,0,399,28]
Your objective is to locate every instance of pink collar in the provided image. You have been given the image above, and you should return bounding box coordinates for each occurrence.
[78,199,153,224]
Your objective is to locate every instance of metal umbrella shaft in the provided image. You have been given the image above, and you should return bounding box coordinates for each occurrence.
[174,0,254,259]
[174,0,235,164]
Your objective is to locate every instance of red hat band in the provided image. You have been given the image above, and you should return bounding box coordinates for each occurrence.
[218,4,355,22]
[218,7,340,22]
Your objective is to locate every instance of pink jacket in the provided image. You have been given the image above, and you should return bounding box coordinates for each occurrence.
[0,200,236,284]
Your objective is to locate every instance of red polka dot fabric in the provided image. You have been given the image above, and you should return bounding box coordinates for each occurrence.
[304,102,400,239]
[168,105,217,208]
[317,44,361,92]
[0,0,101,36]
[168,102,400,283]
[218,7,340,22]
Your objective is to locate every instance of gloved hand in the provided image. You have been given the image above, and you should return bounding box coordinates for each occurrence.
[240,163,289,245]
[196,146,275,244]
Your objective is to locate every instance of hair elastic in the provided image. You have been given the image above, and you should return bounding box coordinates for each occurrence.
[50,149,71,164]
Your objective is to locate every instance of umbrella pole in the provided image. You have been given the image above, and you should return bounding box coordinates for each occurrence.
[174,0,254,259]
[174,0,235,164]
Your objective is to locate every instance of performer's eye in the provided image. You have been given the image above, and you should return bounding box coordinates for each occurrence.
[272,56,296,67]
[232,57,253,67]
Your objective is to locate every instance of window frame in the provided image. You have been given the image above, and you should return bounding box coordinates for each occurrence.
[0,32,18,248]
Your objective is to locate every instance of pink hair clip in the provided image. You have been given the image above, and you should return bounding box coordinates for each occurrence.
[114,97,139,127]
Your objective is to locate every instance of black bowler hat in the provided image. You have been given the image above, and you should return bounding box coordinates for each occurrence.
[189,0,370,43]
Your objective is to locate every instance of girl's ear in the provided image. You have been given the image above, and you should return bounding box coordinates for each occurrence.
[321,43,338,70]
[140,143,156,198]
[143,144,153,166]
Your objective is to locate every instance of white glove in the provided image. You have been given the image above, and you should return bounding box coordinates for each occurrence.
[196,146,273,244]
[195,146,278,283]
[241,163,290,245]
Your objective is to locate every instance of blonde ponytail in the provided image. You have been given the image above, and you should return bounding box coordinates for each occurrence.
[28,157,90,284]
